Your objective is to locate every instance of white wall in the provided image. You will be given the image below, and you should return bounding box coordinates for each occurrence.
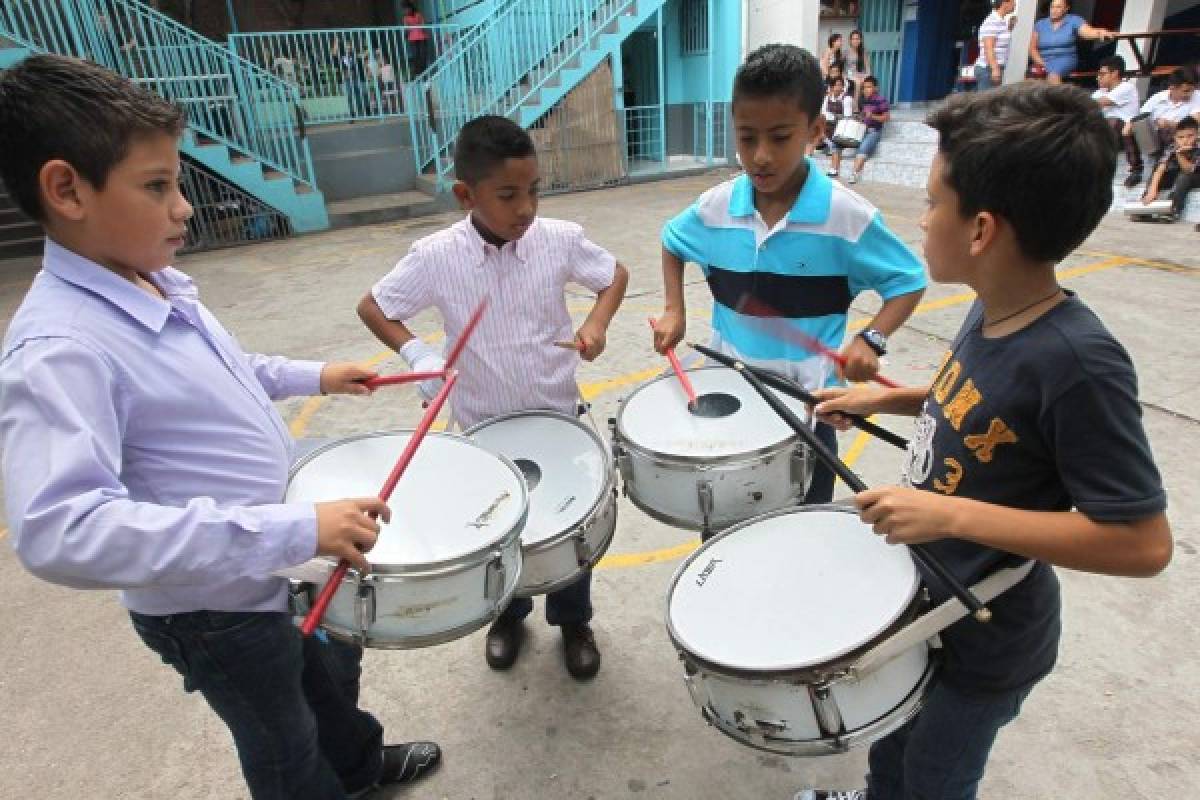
[745,0,822,57]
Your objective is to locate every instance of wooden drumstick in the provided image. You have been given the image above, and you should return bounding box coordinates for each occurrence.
[301,371,460,638]
[553,339,582,350]
[716,353,992,624]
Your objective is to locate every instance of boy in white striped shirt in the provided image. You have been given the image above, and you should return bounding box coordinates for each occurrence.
[358,115,629,679]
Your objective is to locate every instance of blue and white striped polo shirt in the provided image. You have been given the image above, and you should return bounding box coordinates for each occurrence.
[662,162,926,389]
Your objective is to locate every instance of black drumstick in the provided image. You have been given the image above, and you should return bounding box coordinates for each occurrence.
[690,343,909,450]
[703,349,992,624]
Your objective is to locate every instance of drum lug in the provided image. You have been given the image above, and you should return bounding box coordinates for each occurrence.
[733,710,789,739]
[484,551,507,603]
[791,447,813,493]
[809,683,846,738]
[573,532,591,567]
[697,480,714,531]
[353,581,376,644]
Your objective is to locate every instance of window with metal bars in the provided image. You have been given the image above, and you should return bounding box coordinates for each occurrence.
[680,0,709,56]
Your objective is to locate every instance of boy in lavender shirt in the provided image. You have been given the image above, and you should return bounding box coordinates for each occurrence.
[0,56,440,799]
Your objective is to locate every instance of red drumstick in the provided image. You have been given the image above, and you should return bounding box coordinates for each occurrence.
[648,317,699,410]
[301,371,460,638]
[737,295,901,388]
[443,298,489,370]
[361,371,446,390]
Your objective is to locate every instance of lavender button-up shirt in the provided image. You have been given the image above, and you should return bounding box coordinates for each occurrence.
[1,240,321,615]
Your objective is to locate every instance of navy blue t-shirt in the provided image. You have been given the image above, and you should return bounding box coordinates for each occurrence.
[904,293,1166,693]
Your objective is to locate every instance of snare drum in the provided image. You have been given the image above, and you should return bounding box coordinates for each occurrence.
[283,431,528,648]
[832,118,867,149]
[612,366,814,532]
[667,506,934,756]
[467,411,617,596]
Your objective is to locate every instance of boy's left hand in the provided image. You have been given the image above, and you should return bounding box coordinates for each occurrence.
[856,486,962,545]
[574,322,607,362]
[320,362,378,396]
[841,336,880,383]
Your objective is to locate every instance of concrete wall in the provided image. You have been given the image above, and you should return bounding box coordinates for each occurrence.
[745,0,821,57]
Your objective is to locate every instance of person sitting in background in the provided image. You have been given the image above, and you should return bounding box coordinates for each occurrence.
[1091,56,1143,187]
[1135,116,1198,224]
[819,75,854,161]
[837,75,889,185]
[1028,0,1115,84]
[826,61,855,99]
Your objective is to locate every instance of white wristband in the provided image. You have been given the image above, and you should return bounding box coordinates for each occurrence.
[398,338,438,368]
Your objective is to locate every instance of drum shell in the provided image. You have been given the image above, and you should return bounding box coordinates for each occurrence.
[666,505,935,755]
[467,410,619,596]
[614,434,812,531]
[285,431,528,649]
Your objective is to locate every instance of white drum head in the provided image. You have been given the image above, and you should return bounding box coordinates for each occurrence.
[285,432,527,567]
[468,412,609,546]
[668,509,918,672]
[619,366,811,459]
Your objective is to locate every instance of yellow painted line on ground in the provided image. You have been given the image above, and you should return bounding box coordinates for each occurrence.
[289,348,397,438]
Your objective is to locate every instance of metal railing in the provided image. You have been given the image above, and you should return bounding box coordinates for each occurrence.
[624,105,664,163]
[405,0,636,187]
[180,157,291,252]
[0,0,316,189]
[228,25,463,126]
[693,101,730,164]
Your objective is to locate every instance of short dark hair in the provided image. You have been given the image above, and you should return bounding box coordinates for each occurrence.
[1167,66,1198,87]
[862,75,878,88]
[453,115,536,184]
[1177,116,1199,132]
[0,54,185,221]
[1097,55,1125,73]
[733,44,824,121]
[926,82,1116,263]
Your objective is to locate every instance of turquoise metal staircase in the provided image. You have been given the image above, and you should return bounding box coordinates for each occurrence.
[0,0,327,233]
[406,0,666,189]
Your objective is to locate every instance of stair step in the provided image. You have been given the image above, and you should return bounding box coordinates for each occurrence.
[326,191,449,229]
[0,235,44,261]
[0,219,41,238]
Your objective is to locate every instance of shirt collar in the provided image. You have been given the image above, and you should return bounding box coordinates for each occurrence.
[42,238,195,333]
[462,213,533,265]
[728,159,833,225]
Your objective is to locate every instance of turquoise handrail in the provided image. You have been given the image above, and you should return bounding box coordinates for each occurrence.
[0,0,316,188]
[228,25,463,126]
[404,0,637,187]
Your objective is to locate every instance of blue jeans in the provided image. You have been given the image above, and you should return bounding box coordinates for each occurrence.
[803,422,838,504]
[856,128,883,159]
[130,610,384,799]
[973,64,1000,91]
[867,679,1033,800]
[500,569,593,625]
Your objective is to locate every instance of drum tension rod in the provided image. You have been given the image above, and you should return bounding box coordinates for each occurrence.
[697,347,992,624]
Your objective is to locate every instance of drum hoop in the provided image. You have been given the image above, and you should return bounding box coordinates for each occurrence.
[465,409,617,545]
[615,366,812,466]
[287,430,530,572]
[664,503,922,677]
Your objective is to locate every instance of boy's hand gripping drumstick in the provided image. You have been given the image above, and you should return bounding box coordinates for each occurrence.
[648,318,698,410]
[301,372,460,637]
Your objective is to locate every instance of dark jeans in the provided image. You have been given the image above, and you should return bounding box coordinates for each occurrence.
[803,421,838,504]
[1108,117,1143,174]
[1167,169,1198,216]
[499,569,593,626]
[130,610,384,799]
[866,679,1033,800]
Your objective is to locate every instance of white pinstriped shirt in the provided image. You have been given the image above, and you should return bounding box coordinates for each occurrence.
[372,215,617,429]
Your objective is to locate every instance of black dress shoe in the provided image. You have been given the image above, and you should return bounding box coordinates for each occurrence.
[485,617,524,670]
[561,623,601,680]
[378,741,441,785]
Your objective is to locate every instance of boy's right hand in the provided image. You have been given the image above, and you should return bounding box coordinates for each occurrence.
[812,385,890,430]
[315,498,391,574]
[652,309,686,354]
[1142,190,1158,204]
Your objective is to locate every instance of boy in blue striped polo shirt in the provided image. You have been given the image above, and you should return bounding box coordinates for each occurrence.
[652,44,926,506]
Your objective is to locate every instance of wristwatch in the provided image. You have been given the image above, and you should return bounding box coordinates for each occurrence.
[859,328,888,356]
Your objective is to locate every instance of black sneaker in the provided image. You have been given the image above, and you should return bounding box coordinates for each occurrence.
[379,741,441,785]
[793,791,868,800]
